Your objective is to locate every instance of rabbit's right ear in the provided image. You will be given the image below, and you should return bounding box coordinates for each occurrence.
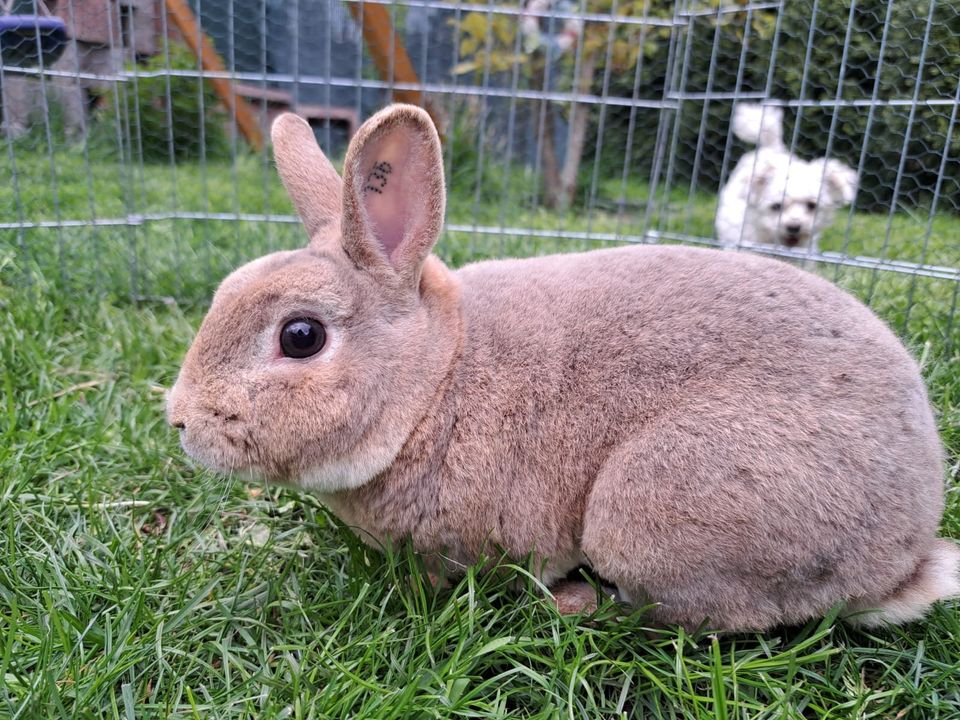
[340,104,445,294]
[271,114,343,245]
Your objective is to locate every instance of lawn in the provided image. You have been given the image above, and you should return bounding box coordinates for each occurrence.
[1,148,959,718]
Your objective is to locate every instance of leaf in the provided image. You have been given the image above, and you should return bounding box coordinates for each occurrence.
[493,16,517,46]
[491,53,530,73]
[459,35,481,57]
[451,60,481,75]
[475,636,515,657]
[460,12,492,42]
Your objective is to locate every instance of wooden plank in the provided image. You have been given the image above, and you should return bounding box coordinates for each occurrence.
[165,0,264,152]
[346,1,444,137]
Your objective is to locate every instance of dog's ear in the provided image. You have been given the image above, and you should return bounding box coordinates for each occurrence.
[746,156,778,205]
[815,159,858,206]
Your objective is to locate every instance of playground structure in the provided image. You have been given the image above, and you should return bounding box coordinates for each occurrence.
[0,0,439,143]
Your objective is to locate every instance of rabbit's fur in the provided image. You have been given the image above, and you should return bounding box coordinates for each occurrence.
[168,104,959,631]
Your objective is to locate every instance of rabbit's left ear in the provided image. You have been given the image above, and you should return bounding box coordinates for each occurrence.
[271,114,343,246]
[817,159,859,206]
[340,104,446,293]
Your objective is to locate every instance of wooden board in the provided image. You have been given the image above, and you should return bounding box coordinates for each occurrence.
[165,0,264,152]
[345,1,444,137]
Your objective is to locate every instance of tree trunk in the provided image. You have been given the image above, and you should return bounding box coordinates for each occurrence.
[533,62,563,209]
[558,50,598,210]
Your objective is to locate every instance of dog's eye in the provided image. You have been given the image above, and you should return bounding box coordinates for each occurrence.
[806,201,817,211]
[280,318,326,359]
[770,202,782,212]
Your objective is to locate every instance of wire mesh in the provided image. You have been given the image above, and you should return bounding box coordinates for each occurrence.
[0,0,958,347]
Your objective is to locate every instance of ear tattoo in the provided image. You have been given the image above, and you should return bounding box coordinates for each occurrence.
[363,161,393,195]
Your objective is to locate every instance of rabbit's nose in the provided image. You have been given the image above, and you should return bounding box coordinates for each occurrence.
[198,386,249,423]
[167,382,187,429]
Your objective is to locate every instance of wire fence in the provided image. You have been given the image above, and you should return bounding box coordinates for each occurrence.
[1,0,958,347]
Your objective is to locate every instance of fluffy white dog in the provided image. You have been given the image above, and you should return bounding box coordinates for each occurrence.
[715,104,858,255]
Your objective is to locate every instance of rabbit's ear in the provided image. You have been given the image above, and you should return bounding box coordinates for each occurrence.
[340,104,445,292]
[271,114,343,246]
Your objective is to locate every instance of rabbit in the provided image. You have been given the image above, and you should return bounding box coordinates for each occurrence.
[167,104,959,631]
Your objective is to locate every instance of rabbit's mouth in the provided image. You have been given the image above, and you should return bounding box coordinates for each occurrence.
[177,423,265,477]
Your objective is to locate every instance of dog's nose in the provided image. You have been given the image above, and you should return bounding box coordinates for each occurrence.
[785,223,802,234]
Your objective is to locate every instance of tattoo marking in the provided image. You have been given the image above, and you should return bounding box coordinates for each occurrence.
[364,161,393,194]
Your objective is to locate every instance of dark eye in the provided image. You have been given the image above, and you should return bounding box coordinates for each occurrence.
[280,318,326,359]
[806,200,817,211]
[770,202,782,212]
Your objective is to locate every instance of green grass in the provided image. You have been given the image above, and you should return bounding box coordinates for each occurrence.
[1,147,959,718]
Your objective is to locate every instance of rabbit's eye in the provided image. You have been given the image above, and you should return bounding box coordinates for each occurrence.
[280,318,326,359]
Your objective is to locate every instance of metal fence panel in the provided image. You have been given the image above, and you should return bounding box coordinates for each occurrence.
[1,0,957,346]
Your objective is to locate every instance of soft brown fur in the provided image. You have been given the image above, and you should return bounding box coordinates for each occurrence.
[168,104,959,631]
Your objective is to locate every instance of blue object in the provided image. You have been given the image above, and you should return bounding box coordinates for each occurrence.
[0,15,68,68]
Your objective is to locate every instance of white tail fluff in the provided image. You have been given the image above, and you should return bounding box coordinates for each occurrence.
[731,104,784,150]
[846,540,960,628]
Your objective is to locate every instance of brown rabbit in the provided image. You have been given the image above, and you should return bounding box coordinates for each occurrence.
[167,104,959,631]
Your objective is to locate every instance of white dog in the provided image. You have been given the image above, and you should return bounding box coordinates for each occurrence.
[715,104,858,256]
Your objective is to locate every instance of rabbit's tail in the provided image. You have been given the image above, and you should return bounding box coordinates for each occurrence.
[845,539,960,627]
[731,104,784,150]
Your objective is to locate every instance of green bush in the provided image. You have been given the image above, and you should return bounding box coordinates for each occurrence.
[586,0,959,213]
[583,5,775,204]
[445,98,528,206]
[774,0,960,212]
[92,42,233,163]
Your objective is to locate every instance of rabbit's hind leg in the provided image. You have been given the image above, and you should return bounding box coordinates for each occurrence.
[548,580,601,615]
[579,437,784,632]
